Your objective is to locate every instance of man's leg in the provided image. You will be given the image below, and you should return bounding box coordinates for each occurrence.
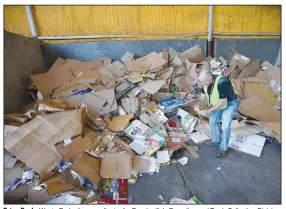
[219,98,240,152]
[209,109,223,145]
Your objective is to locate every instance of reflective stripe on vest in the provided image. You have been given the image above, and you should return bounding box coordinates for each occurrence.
[203,75,238,109]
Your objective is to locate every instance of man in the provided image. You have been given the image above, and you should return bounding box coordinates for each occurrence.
[195,69,240,158]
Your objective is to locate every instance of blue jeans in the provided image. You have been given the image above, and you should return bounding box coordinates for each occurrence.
[209,98,240,151]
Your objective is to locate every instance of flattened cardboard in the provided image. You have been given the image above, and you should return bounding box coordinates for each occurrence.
[48,58,66,73]
[4,161,26,187]
[91,84,107,92]
[87,110,107,130]
[107,114,134,132]
[5,109,86,173]
[264,122,281,142]
[231,120,264,137]
[72,152,102,188]
[255,70,271,81]
[101,76,116,88]
[42,170,81,195]
[104,61,126,78]
[141,80,165,94]
[100,153,132,179]
[94,89,117,114]
[172,76,191,91]
[238,59,260,79]
[126,57,151,74]
[71,70,101,85]
[229,67,242,80]
[51,84,92,100]
[182,45,204,63]
[156,67,174,80]
[169,56,184,67]
[67,93,106,114]
[145,52,168,72]
[89,59,104,71]
[69,61,96,77]
[239,96,280,122]
[161,49,169,67]
[4,185,28,203]
[186,63,198,84]
[241,78,277,105]
[168,47,179,60]
[229,133,266,157]
[55,130,100,162]
[121,52,137,65]
[132,155,150,173]
[99,67,114,77]
[27,183,56,204]
[178,53,193,71]
[127,73,143,83]
[30,66,74,99]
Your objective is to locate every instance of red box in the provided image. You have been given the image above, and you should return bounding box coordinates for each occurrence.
[98,179,128,204]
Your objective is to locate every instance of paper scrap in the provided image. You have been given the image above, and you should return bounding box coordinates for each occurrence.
[189,131,210,144]
[156,150,170,164]
[129,140,148,155]
[64,138,72,146]
[178,157,188,166]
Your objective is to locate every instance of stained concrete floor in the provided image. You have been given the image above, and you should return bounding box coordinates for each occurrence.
[128,140,281,204]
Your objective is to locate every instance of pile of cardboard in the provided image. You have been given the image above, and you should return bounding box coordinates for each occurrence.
[4,45,281,204]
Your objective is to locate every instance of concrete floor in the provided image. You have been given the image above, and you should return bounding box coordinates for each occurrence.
[128,140,281,204]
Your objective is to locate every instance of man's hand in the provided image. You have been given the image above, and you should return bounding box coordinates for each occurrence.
[194,105,210,116]
[194,105,200,112]
[198,109,209,116]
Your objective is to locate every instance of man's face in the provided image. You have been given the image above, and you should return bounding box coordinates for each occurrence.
[199,74,213,86]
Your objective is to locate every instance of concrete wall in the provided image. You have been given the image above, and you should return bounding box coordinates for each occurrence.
[4,31,46,114]
[214,38,281,65]
[43,38,281,68]
[43,39,207,67]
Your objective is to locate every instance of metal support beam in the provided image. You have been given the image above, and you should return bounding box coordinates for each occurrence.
[25,5,38,38]
[207,5,214,56]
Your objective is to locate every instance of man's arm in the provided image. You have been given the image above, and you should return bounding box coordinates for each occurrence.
[206,98,227,113]
[196,98,227,116]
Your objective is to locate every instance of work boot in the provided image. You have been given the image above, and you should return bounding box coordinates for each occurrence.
[216,149,227,158]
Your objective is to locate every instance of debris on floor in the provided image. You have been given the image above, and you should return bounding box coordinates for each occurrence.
[178,157,189,166]
[4,45,281,204]
[169,196,202,204]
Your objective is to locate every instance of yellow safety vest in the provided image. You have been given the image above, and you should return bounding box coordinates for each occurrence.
[203,75,238,109]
